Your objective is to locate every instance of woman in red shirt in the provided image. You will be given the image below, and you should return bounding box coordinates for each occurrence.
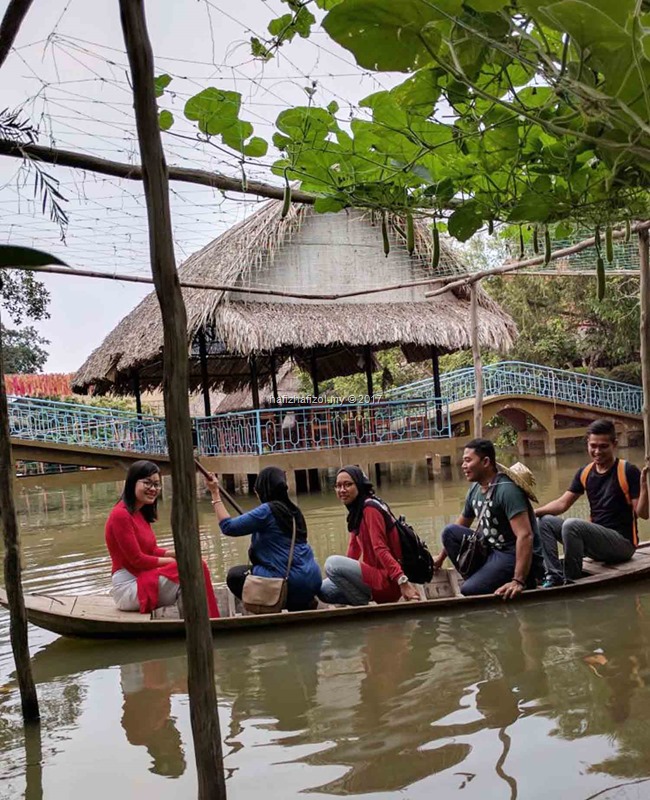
[319,466,420,606]
[105,460,219,616]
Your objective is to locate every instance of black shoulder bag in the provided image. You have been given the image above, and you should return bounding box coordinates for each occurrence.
[456,478,500,579]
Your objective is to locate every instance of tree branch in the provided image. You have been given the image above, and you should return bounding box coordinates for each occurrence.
[0,0,34,70]
[0,138,316,204]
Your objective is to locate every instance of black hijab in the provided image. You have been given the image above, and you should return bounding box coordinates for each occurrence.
[337,465,377,533]
[255,466,307,542]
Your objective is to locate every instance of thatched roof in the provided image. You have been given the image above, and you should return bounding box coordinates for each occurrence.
[73,202,517,395]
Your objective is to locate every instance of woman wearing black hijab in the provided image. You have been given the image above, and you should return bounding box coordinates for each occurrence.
[319,466,420,606]
[206,466,321,611]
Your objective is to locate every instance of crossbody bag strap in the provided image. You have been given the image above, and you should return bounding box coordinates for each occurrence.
[284,516,297,580]
[474,475,501,531]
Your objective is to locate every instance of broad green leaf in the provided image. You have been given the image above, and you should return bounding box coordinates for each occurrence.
[507,190,554,222]
[154,74,172,98]
[250,37,273,60]
[323,0,460,72]
[0,246,67,267]
[242,136,268,157]
[314,196,347,213]
[327,101,339,114]
[447,203,484,241]
[391,69,442,114]
[184,88,242,136]
[158,110,174,131]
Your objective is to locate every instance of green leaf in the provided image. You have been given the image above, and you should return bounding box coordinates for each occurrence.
[323,0,460,72]
[447,203,484,241]
[242,136,268,157]
[250,37,273,60]
[507,190,554,223]
[154,74,172,98]
[184,88,242,136]
[0,246,67,268]
[327,100,339,114]
[314,196,347,213]
[158,110,174,131]
[268,13,294,37]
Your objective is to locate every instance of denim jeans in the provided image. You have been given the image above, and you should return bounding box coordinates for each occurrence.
[441,524,520,596]
[538,515,635,582]
[319,555,372,606]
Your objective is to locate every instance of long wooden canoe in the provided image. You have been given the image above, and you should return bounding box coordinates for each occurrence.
[3,544,650,639]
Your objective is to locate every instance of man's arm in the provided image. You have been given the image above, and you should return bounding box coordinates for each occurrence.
[535,491,580,518]
[495,511,533,600]
[633,464,649,520]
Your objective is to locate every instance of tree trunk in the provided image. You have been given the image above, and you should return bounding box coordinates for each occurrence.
[0,320,39,722]
[639,228,650,465]
[470,283,484,437]
[118,3,226,798]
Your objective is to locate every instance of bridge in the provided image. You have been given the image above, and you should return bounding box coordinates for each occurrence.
[8,362,644,480]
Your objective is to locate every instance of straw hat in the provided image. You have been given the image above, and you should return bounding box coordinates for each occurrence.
[496,461,538,503]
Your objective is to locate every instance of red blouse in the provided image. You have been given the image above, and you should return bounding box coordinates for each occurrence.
[105,501,167,575]
[347,505,403,603]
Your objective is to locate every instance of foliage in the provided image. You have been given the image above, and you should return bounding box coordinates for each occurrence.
[253,0,650,251]
[1,325,49,374]
[485,274,641,372]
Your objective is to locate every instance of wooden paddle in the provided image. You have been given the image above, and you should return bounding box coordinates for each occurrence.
[194,458,244,515]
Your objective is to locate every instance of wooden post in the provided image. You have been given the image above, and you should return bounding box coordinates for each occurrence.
[430,345,443,431]
[132,370,142,417]
[310,352,319,398]
[198,327,211,417]
[364,344,373,398]
[470,283,484,438]
[640,228,650,467]
[270,351,279,404]
[0,318,39,722]
[250,354,260,409]
[118,3,226,798]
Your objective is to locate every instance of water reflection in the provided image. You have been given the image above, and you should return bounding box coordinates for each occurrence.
[120,659,187,778]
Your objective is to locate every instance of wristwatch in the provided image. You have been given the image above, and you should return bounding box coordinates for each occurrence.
[397,574,409,586]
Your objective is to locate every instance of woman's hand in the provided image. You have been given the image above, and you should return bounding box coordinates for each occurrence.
[400,581,421,602]
[204,472,221,500]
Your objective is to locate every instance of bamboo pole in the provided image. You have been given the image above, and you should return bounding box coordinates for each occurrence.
[118,3,225,798]
[0,138,315,204]
[639,229,650,467]
[470,283,484,438]
[0,0,34,69]
[0,316,39,722]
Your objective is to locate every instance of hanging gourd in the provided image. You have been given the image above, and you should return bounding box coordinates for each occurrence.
[431,222,440,269]
[406,210,415,256]
[281,176,291,219]
[605,224,614,264]
[544,226,551,265]
[381,211,390,257]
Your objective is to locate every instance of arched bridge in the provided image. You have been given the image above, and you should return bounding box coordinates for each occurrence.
[7,361,644,474]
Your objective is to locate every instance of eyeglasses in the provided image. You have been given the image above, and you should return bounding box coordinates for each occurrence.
[335,481,355,491]
[139,479,162,491]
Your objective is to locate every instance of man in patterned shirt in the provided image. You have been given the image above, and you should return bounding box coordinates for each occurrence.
[434,438,544,598]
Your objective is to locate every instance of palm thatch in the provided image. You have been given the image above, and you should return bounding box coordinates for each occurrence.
[73,201,516,395]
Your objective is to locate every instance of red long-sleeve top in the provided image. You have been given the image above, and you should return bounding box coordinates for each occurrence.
[105,501,167,575]
[347,504,403,603]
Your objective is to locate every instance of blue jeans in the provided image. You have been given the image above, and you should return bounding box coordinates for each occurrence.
[442,524,518,596]
[319,555,372,606]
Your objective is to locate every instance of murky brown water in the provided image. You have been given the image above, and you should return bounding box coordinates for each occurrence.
[2,450,650,799]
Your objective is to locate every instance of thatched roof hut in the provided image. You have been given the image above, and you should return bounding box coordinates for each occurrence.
[73,201,516,398]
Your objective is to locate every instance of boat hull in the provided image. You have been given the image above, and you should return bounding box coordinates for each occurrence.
[3,545,650,639]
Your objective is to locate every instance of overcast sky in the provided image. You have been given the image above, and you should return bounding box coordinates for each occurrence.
[1,0,396,373]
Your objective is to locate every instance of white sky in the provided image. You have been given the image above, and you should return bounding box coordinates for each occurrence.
[0,0,397,372]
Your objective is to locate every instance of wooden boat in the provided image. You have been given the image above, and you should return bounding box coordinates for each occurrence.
[3,544,650,639]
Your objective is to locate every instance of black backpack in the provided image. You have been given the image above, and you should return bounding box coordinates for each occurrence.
[366,499,434,585]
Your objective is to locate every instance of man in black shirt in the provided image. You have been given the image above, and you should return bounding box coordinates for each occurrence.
[535,419,648,586]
